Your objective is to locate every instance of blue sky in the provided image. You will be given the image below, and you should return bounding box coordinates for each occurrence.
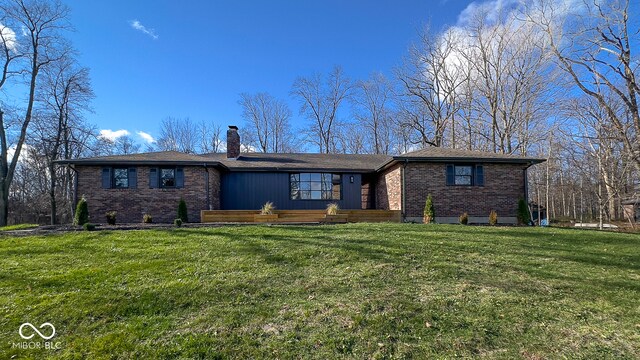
[64,0,475,145]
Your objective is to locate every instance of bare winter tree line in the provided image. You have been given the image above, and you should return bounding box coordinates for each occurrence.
[234,0,639,225]
[1,0,638,226]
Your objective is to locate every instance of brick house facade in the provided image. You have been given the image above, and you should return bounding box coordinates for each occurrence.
[401,162,526,223]
[76,165,221,224]
[58,127,543,224]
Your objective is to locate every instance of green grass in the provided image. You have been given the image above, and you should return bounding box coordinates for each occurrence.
[0,224,638,359]
[0,223,38,231]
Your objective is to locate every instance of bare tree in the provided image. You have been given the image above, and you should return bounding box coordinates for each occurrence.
[112,135,140,155]
[32,56,93,224]
[460,8,554,155]
[529,0,640,171]
[239,92,296,153]
[0,0,70,225]
[156,117,224,154]
[156,117,198,153]
[351,72,397,154]
[291,66,352,153]
[198,120,222,153]
[396,27,465,148]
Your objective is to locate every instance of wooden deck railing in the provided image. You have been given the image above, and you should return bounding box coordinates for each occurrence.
[200,209,401,223]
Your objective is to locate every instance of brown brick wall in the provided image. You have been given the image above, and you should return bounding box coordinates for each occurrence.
[76,165,220,223]
[403,162,527,220]
[375,164,402,211]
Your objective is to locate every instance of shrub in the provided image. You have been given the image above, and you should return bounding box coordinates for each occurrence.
[459,212,469,225]
[326,203,339,215]
[423,194,435,224]
[489,210,498,226]
[83,223,96,231]
[143,214,153,224]
[74,196,89,226]
[105,211,117,225]
[517,198,531,225]
[174,218,183,227]
[177,199,188,223]
[260,201,275,215]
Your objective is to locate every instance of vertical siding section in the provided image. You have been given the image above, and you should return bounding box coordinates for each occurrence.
[221,172,363,210]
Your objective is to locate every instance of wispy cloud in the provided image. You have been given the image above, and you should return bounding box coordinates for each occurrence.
[129,20,158,40]
[137,131,155,144]
[99,129,130,141]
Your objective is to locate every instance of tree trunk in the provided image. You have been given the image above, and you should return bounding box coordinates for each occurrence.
[0,183,8,226]
[48,162,57,225]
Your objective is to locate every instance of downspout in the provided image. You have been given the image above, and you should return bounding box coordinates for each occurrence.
[68,164,78,217]
[401,159,408,222]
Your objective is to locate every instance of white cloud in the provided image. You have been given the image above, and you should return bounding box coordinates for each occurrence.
[457,0,520,26]
[129,20,158,40]
[0,23,17,52]
[99,129,130,141]
[437,0,591,92]
[7,144,31,164]
[137,131,155,144]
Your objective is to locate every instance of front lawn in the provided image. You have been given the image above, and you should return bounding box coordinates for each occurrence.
[0,224,638,358]
[0,223,38,231]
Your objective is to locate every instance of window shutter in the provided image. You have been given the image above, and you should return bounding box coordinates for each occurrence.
[176,167,185,188]
[475,165,484,186]
[102,168,111,189]
[129,168,137,189]
[149,168,158,188]
[446,164,454,185]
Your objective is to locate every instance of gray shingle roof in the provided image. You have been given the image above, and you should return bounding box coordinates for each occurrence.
[394,147,545,164]
[56,147,545,171]
[55,151,219,166]
[203,152,390,172]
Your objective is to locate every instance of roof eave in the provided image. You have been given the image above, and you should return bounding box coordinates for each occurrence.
[392,156,546,164]
[54,159,228,169]
[376,157,546,172]
[221,166,380,173]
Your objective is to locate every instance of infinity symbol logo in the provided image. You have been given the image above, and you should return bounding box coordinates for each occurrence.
[18,322,56,340]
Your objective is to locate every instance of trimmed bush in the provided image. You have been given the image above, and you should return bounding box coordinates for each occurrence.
[326,203,339,215]
[517,198,531,225]
[177,199,188,223]
[489,210,498,226]
[143,214,153,224]
[423,194,435,224]
[174,218,183,227]
[260,201,275,215]
[459,212,469,225]
[83,223,96,231]
[105,211,117,225]
[74,196,89,226]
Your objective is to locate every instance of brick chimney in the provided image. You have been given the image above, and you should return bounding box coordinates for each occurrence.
[226,125,240,158]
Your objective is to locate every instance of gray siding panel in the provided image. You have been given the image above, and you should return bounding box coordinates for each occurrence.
[221,172,362,210]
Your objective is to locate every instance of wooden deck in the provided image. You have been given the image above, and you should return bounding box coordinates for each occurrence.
[200,209,402,223]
